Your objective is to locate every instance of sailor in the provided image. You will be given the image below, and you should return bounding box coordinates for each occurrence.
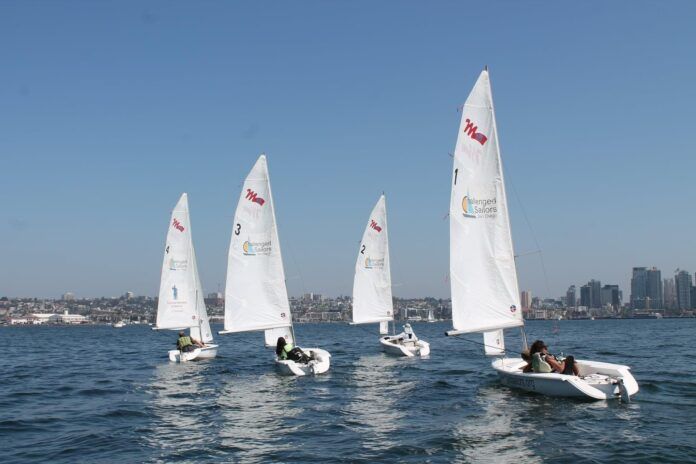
[403,323,416,340]
[529,340,578,376]
[177,331,204,353]
[276,337,311,363]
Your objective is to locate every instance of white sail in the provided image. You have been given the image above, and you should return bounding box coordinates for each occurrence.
[449,68,523,335]
[264,327,294,348]
[379,321,389,335]
[156,193,210,339]
[223,155,293,334]
[190,244,214,343]
[483,329,505,355]
[352,195,394,325]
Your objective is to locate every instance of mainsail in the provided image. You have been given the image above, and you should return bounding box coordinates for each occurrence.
[223,155,293,335]
[448,68,523,337]
[352,195,394,326]
[156,193,213,342]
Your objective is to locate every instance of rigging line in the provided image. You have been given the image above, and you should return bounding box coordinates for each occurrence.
[504,164,552,298]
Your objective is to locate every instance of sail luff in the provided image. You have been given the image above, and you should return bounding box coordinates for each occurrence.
[487,70,522,324]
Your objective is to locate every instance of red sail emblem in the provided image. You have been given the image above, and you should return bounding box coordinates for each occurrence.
[245,189,265,206]
[370,220,382,232]
[464,118,488,146]
[172,218,185,232]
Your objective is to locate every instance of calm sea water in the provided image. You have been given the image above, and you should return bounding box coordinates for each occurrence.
[2,319,695,463]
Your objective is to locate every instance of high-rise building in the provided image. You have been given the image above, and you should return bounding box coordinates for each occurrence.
[589,279,601,308]
[566,285,576,308]
[520,290,532,310]
[580,284,592,308]
[646,267,663,309]
[630,267,648,309]
[664,278,677,309]
[601,284,621,311]
[675,271,692,310]
[62,292,75,301]
[125,291,134,300]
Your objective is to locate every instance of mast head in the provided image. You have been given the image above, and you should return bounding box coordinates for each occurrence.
[484,65,489,72]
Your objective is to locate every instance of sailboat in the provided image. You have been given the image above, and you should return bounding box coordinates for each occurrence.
[219,155,331,376]
[445,68,638,400]
[156,193,218,362]
[427,309,436,323]
[352,195,430,357]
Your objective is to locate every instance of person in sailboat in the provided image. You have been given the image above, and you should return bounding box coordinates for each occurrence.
[393,323,418,344]
[529,340,578,376]
[276,337,312,364]
[177,331,204,353]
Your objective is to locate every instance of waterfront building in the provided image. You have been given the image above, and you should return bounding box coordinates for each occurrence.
[580,284,592,308]
[601,285,621,311]
[675,270,692,310]
[566,285,576,308]
[664,278,677,309]
[520,290,532,310]
[590,280,601,308]
[646,267,663,309]
[631,267,648,309]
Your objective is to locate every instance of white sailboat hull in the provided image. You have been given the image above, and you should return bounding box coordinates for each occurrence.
[492,357,639,400]
[275,348,331,376]
[168,344,219,362]
[379,336,430,357]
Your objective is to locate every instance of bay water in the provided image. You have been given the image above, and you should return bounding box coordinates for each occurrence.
[2,319,695,463]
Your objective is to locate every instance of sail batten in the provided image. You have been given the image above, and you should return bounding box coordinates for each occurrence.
[224,155,294,335]
[352,195,394,326]
[449,69,523,337]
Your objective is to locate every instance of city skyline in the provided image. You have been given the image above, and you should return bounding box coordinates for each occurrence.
[2,3,696,298]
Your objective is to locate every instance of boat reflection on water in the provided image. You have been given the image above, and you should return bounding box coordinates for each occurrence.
[146,362,214,459]
[217,373,301,461]
[453,384,540,463]
[345,354,414,453]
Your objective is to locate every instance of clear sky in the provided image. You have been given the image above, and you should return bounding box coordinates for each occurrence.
[2,1,695,299]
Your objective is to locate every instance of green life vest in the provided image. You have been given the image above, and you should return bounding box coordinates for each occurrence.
[280,343,294,359]
[532,352,552,373]
[178,336,193,350]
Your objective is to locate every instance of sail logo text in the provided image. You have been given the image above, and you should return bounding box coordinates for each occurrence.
[462,194,497,218]
[245,189,266,206]
[172,219,185,232]
[243,240,272,256]
[464,119,488,146]
[365,257,385,269]
[370,220,382,232]
[168,258,188,271]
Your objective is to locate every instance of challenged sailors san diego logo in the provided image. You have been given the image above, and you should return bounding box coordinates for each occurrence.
[461,191,497,219]
[243,239,272,256]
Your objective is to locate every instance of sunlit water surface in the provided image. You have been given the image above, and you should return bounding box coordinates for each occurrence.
[2,319,695,463]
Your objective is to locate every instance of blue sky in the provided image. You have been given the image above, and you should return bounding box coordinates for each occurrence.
[2,1,695,299]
